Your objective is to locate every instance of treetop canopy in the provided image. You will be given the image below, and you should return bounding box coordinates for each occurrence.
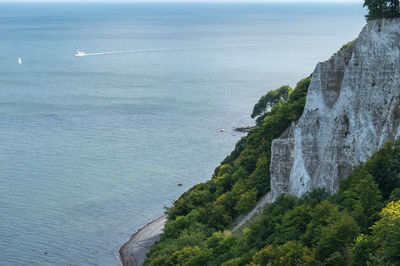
[364,0,400,20]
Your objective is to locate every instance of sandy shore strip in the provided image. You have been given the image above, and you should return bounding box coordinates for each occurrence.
[119,215,167,266]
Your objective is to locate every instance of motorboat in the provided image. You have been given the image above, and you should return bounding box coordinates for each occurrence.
[75,51,86,57]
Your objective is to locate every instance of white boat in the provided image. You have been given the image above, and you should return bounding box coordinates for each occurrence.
[75,51,86,57]
[18,57,22,65]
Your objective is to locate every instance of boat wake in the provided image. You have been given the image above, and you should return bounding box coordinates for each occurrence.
[75,50,132,57]
[75,47,198,57]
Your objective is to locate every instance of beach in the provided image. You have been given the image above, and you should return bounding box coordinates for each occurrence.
[120,216,167,266]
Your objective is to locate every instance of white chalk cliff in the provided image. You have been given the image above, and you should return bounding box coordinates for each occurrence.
[270,19,400,198]
[123,19,400,258]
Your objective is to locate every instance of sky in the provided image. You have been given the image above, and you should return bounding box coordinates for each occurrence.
[0,0,363,2]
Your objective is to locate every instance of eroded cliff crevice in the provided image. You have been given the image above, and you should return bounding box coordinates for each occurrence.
[270,18,400,198]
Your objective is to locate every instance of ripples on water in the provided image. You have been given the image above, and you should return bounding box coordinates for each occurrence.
[0,3,365,265]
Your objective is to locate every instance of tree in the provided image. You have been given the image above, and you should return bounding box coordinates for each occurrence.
[147,76,311,265]
[339,171,382,232]
[364,0,385,19]
[251,85,292,125]
[364,0,400,20]
[276,205,312,243]
[369,200,400,264]
[250,241,316,266]
[315,214,359,261]
[169,246,211,265]
[302,201,341,247]
[163,216,190,238]
[235,189,257,213]
[350,234,372,266]
[364,139,400,199]
[351,200,400,265]
[389,187,400,202]
[388,0,400,17]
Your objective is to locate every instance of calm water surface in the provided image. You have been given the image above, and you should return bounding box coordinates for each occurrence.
[0,3,365,265]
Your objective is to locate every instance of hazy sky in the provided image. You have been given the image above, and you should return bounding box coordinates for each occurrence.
[0,0,364,2]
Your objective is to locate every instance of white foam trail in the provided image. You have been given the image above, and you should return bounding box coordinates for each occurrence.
[75,48,189,57]
[75,46,236,57]
[75,50,134,57]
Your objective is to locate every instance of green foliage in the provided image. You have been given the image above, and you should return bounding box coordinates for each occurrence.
[297,188,330,207]
[277,205,312,243]
[250,241,316,266]
[145,54,400,265]
[301,201,342,248]
[364,0,400,20]
[146,76,311,265]
[251,85,292,125]
[389,187,400,202]
[363,140,400,199]
[163,216,190,239]
[349,234,372,266]
[339,40,356,52]
[147,136,400,265]
[336,171,382,232]
[369,200,400,264]
[350,200,400,265]
[242,194,298,250]
[235,189,257,213]
[315,214,359,261]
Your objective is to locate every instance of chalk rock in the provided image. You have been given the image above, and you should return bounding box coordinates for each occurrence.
[270,19,400,198]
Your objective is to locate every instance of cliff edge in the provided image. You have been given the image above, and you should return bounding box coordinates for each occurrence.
[271,19,400,198]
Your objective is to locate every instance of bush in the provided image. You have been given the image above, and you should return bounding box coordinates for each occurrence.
[369,200,400,264]
[251,241,316,266]
[235,190,257,213]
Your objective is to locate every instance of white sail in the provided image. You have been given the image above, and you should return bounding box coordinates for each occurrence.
[18,57,22,65]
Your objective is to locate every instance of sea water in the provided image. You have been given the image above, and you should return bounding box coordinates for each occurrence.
[0,3,365,265]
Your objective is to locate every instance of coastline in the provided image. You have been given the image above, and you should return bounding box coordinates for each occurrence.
[119,215,167,266]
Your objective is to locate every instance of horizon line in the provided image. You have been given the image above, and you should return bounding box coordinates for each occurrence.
[0,0,364,3]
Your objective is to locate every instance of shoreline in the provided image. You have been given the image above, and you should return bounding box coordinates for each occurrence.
[119,215,167,266]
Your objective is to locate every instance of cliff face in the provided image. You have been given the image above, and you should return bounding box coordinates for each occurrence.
[270,19,400,198]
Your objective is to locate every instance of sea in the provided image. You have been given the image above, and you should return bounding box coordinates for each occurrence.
[0,3,365,265]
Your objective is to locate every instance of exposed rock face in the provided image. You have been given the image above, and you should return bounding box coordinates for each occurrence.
[270,121,296,198]
[271,19,400,198]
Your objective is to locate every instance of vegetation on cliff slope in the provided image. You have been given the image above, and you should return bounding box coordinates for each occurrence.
[146,138,400,265]
[251,85,292,126]
[145,77,311,265]
[145,37,400,265]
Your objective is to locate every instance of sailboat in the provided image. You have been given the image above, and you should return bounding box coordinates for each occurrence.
[18,57,22,65]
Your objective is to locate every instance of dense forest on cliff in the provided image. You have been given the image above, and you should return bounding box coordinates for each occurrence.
[144,77,310,264]
[146,130,400,265]
[146,71,400,264]
[144,8,400,263]
[145,51,400,265]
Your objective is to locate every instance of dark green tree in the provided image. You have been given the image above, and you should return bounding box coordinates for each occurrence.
[364,0,385,20]
[364,0,400,19]
[251,85,292,125]
[364,139,400,199]
[388,0,400,17]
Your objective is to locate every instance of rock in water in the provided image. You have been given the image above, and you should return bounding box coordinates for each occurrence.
[270,19,400,199]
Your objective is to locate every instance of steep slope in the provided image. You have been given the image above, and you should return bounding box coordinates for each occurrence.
[137,18,400,266]
[271,18,400,198]
[144,138,400,265]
